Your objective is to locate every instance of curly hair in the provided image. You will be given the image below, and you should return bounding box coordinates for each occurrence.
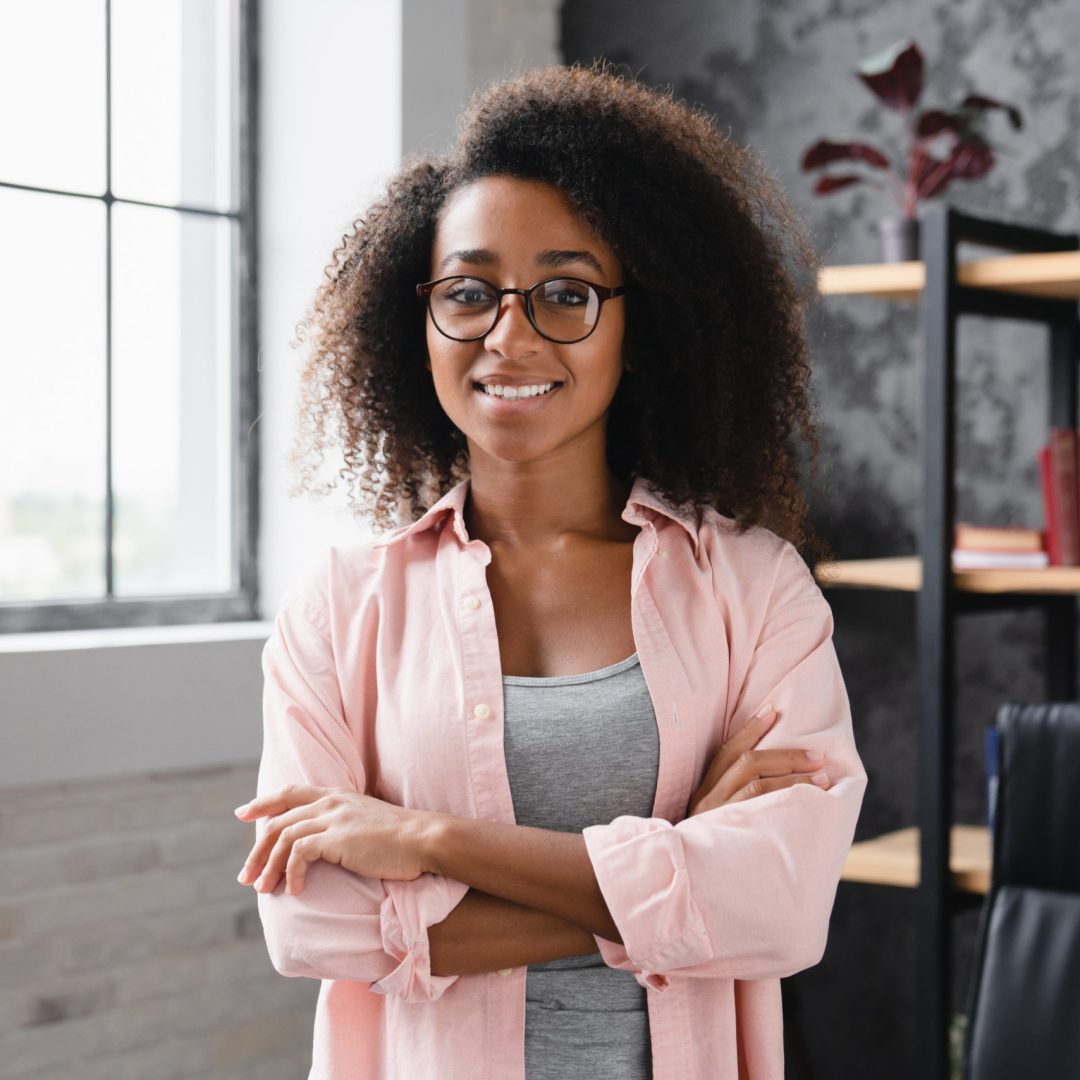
[286,58,834,570]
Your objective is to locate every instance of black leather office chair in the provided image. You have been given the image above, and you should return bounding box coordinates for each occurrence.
[961,701,1080,1079]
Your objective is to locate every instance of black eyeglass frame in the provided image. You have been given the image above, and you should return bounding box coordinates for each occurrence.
[415,274,628,344]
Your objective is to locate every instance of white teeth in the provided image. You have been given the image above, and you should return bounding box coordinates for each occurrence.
[478,382,558,399]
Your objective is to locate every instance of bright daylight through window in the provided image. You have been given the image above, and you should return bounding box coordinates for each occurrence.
[0,0,256,632]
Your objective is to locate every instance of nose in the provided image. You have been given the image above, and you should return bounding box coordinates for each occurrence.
[483,291,541,355]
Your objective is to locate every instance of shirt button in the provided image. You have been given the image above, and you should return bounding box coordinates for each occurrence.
[496,967,513,976]
[473,703,491,719]
[462,595,481,610]
[657,547,668,559]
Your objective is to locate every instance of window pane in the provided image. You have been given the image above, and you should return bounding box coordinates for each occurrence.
[111,0,237,212]
[0,1,106,194]
[0,189,107,601]
[111,203,235,597]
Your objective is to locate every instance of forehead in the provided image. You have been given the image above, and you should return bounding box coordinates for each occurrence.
[433,176,615,264]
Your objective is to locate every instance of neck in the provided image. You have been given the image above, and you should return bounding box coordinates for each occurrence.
[462,453,636,552]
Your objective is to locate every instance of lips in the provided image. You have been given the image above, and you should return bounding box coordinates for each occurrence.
[472,381,563,413]
[472,375,563,388]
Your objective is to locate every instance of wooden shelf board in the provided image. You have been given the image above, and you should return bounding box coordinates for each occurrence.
[819,260,925,300]
[813,554,1080,594]
[843,824,991,894]
[819,250,1080,301]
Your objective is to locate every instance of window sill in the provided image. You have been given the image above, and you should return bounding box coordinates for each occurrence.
[0,621,274,654]
[1,621,274,789]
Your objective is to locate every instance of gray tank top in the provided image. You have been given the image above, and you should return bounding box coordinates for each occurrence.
[502,651,659,1080]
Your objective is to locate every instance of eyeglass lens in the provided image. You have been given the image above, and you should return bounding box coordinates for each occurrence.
[428,277,601,343]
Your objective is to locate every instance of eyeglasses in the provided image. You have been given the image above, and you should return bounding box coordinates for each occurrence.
[416,275,627,344]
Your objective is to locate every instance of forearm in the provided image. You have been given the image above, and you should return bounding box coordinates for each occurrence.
[428,888,599,976]
[420,814,622,942]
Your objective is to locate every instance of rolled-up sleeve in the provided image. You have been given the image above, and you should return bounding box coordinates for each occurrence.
[254,593,469,1003]
[582,542,868,991]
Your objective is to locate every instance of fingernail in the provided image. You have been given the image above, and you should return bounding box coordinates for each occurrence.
[805,749,825,762]
[234,804,250,817]
[812,771,829,786]
[755,703,775,722]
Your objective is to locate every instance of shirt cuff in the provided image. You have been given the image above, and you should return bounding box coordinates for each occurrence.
[368,875,469,1002]
[583,815,712,977]
[592,933,672,992]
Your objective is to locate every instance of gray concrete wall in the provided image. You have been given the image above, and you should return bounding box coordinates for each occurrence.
[561,2,1080,1076]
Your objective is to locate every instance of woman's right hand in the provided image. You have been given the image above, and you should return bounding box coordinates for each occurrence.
[686,703,831,817]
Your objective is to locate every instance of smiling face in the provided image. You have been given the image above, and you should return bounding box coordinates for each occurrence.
[423,174,626,468]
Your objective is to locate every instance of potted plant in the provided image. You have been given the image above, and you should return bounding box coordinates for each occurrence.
[799,39,1024,262]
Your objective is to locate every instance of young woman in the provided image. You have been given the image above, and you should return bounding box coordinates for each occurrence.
[234,61,867,1080]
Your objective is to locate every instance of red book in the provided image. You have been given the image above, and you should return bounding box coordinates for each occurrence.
[1039,445,1059,563]
[1040,428,1080,565]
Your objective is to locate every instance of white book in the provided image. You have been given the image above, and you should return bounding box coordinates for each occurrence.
[952,549,1050,569]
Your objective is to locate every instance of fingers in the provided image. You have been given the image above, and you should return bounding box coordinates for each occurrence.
[234,783,334,820]
[727,771,831,803]
[284,833,322,896]
[732,701,777,745]
[237,803,322,885]
[697,704,779,794]
[695,745,830,813]
[687,701,834,816]
[742,747,828,778]
[251,817,327,894]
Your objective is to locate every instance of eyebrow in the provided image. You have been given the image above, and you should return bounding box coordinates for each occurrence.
[437,248,606,277]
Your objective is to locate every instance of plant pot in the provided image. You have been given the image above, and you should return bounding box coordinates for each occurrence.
[878,215,920,262]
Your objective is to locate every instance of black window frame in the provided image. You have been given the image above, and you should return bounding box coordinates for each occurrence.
[0,0,260,633]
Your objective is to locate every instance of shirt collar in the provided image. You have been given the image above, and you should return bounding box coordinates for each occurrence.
[370,474,700,557]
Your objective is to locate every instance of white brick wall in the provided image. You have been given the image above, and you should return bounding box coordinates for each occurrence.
[0,762,317,1079]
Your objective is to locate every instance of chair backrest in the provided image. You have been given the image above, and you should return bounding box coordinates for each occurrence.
[962,701,1080,1080]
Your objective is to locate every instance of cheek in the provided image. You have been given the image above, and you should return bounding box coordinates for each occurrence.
[425,329,453,382]
[591,306,623,355]
[583,332,626,393]
[424,337,470,404]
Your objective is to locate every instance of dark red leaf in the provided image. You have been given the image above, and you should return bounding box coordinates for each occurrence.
[911,147,949,197]
[912,138,995,199]
[915,109,958,138]
[857,39,924,111]
[814,174,864,194]
[801,138,891,171]
[947,137,995,179]
[960,93,1024,130]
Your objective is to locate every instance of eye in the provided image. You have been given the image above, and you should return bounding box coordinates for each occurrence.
[537,278,591,306]
[444,278,496,306]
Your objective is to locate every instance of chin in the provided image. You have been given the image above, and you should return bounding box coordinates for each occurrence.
[463,429,564,462]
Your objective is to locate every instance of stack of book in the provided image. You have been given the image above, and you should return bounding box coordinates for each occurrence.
[953,523,1048,569]
[953,426,1078,568]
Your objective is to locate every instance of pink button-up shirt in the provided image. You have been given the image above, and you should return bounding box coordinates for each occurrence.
[254,473,868,1079]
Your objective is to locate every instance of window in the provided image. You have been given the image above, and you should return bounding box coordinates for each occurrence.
[0,0,259,632]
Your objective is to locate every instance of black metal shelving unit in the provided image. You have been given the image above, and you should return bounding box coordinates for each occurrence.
[915,203,1078,1079]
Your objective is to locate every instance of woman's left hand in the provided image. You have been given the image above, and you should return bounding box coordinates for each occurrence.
[234,785,440,896]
